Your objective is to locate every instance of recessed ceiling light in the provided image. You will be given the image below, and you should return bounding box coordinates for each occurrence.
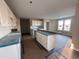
[29,1,32,4]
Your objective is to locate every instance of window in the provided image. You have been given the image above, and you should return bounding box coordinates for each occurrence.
[58,19,71,31]
[58,20,64,30]
[64,19,71,31]
[32,20,42,26]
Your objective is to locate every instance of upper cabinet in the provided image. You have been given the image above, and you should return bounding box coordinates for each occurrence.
[0,8,1,26]
[0,0,17,28]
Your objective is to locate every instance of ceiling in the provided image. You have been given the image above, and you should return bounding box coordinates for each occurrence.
[5,0,78,19]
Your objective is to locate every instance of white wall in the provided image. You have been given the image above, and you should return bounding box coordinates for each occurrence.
[0,27,11,39]
[43,19,50,30]
[48,18,73,36]
[72,3,79,51]
[49,20,58,32]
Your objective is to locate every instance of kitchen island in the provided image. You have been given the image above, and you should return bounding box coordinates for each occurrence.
[0,32,21,59]
[36,30,72,51]
[36,31,56,51]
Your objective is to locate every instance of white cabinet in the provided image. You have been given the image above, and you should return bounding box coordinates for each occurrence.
[0,15,1,26]
[36,32,56,51]
[55,35,71,48]
[0,0,17,28]
[36,32,71,51]
[0,44,21,59]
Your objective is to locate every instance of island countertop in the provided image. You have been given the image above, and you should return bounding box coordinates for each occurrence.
[38,30,72,37]
[37,30,56,36]
[0,32,21,48]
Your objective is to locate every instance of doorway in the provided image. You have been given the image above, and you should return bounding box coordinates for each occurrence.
[46,22,49,30]
[20,18,30,35]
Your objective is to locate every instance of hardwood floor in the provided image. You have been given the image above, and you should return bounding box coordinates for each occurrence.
[22,35,79,59]
[22,35,47,59]
[70,50,79,59]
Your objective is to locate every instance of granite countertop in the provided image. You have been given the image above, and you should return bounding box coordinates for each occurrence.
[0,32,21,48]
[38,30,72,37]
[38,31,55,36]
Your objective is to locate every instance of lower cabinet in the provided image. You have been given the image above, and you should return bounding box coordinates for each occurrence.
[36,32,72,51]
[36,32,56,51]
[0,44,21,59]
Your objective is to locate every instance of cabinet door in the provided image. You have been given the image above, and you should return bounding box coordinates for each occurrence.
[40,34,48,49]
[0,10,1,26]
[55,35,69,48]
[0,0,9,26]
[36,32,48,50]
[0,44,19,59]
[7,7,17,27]
[0,0,17,27]
[36,32,42,43]
[0,3,1,26]
[48,35,56,51]
[17,44,21,59]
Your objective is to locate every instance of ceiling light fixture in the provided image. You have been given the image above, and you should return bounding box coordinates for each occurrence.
[29,1,32,4]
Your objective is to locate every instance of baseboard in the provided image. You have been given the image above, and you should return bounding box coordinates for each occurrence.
[35,39,48,52]
[73,48,79,52]
[22,33,30,36]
